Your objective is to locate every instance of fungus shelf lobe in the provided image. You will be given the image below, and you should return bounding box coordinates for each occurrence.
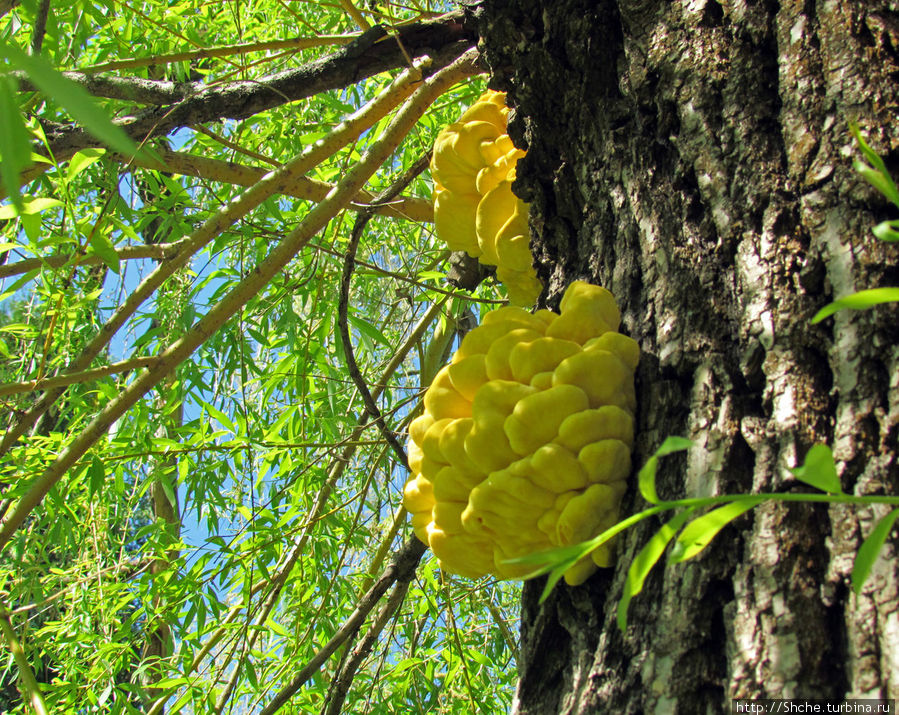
[430,90,541,306]
[403,281,638,585]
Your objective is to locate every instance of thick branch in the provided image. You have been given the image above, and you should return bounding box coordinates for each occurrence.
[132,148,434,222]
[35,13,475,162]
[15,72,199,105]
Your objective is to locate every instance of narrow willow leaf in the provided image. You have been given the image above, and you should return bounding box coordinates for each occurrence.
[789,444,842,494]
[617,508,695,632]
[654,436,695,457]
[0,74,31,210]
[67,148,106,181]
[855,165,899,209]
[88,456,105,497]
[637,456,660,504]
[637,436,693,505]
[348,312,391,347]
[88,231,120,274]
[872,220,899,243]
[811,288,899,323]
[0,41,142,159]
[852,508,899,594]
[669,498,763,564]
[0,197,63,219]
[851,124,899,209]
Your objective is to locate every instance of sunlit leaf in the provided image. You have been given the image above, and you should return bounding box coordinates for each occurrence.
[0,41,142,160]
[811,288,899,323]
[669,499,763,564]
[67,147,106,181]
[872,220,899,243]
[788,444,842,494]
[852,509,899,594]
[617,508,696,632]
[637,436,693,505]
[851,124,899,210]
[88,230,120,274]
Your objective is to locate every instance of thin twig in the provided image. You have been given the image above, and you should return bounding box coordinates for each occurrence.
[0,356,156,397]
[337,152,432,468]
[0,613,49,715]
[74,34,357,74]
[30,0,51,55]
[259,537,426,715]
[323,577,412,715]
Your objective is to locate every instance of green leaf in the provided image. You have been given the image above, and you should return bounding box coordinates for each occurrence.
[67,148,106,181]
[348,312,390,347]
[88,456,105,497]
[851,124,899,210]
[203,402,237,434]
[789,444,842,494]
[88,230,120,274]
[637,456,660,504]
[872,220,899,242]
[0,197,64,219]
[669,499,763,564]
[617,508,696,632]
[811,288,899,323]
[852,508,899,594]
[654,436,695,457]
[0,74,32,210]
[637,436,693,504]
[855,164,899,210]
[0,41,142,159]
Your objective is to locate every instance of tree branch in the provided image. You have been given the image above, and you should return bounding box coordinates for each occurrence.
[322,574,412,715]
[0,356,157,397]
[29,0,51,55]
[73,34,357,75]
[259,536,426,715]
[0,41,477,600]
[337,152,432,468]
[31,13,476,164]
[0,56,434,457]
[15,72,199,105]
[131,147,434,222]
[0,613,49,715]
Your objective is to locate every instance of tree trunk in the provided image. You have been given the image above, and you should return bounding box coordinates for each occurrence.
[477,0,899,711]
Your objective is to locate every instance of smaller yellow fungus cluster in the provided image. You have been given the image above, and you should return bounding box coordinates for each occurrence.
[404,281,638,585]
[431,90,542,306]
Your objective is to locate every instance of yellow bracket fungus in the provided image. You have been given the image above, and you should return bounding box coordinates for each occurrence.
[431,90,542,306]
[403,281,639,585]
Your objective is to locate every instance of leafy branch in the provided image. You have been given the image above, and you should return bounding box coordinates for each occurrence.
[812,124,899,323]
[512,439,899,632]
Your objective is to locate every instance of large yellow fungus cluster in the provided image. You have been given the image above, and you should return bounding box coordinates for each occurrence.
[431,90,542,306]
[404,281,638,586]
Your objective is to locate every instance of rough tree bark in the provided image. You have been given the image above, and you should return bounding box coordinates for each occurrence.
[477,0,899,711]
